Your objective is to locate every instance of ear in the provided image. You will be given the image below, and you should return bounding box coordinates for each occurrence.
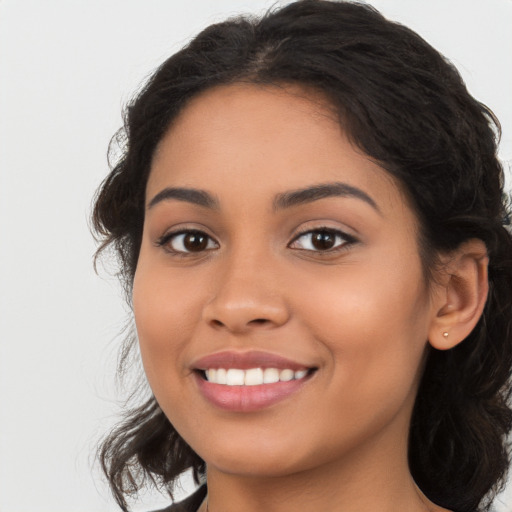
[428,239,489,350]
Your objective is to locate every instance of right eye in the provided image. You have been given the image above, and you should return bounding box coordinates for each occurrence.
[156,230,219,254]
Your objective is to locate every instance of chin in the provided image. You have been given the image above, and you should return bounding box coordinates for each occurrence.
[206,452,307,478]
[188,430,308,477]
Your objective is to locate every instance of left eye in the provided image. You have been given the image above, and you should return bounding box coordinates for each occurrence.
[289,229,354,252]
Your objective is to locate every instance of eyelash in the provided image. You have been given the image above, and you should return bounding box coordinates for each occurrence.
[155,229,219,256]
[155,227,357,256]
[289,227,357,254]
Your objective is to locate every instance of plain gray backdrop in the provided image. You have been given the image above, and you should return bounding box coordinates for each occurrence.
[1,1,511,511]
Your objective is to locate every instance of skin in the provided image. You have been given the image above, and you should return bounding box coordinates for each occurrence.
[132,83,471,512]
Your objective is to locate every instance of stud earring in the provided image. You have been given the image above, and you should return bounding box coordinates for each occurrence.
[443,331,449,338]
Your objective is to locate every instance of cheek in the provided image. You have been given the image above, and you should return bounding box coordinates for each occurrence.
[295,279,428,450]
[132,261,201,384]
[294,252,430,389]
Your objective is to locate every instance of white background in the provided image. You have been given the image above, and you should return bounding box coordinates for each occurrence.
[0,1,511,511]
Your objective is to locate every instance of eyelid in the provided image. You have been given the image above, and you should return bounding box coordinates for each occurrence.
[288,226,358,252]
[155,228,219,255]
[154,222,218,245]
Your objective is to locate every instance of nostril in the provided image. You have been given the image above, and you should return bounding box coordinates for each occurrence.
[208,318,270,328]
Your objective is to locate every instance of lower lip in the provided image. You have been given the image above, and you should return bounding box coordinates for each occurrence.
[195,373,311,412]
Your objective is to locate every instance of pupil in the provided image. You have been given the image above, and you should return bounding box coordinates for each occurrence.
[312,231,335,250]
[184,233,208,251]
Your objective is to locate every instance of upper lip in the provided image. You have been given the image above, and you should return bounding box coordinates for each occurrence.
[191,350,314,371]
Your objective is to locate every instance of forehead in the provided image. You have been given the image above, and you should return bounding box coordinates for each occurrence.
[148,82,409,219]
[151,83,339,174]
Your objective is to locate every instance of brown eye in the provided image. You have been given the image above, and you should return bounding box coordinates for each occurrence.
[290,228,355,252]
[160,230,218,254]
[183,232,208,252]
[311,231,336,250]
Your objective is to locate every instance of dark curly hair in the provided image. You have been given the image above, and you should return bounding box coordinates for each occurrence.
[92,1,512,511]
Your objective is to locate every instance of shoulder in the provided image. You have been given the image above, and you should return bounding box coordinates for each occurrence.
[151,486,207,512]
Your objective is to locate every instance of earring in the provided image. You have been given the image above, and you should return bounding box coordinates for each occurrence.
[443,331,449,338]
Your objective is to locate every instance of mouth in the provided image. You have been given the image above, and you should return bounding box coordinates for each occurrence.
[191,350,318,412]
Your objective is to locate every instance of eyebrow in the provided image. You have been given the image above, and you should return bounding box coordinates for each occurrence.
[273,182,380,213]
[147,181,380,214]
[148,187,220,210]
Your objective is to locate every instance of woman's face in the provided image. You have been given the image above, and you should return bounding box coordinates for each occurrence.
[133,83,440,477]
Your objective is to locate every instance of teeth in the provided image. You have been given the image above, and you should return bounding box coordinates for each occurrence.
[294,369,308,380]
[279,369,294,382]
[263,368,280,384]
[244,368,263,386]
[226,369,245,386]
[204,367,310,385]
[216,368,227,384]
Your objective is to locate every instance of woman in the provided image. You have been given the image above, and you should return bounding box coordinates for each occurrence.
[92,1,512,511]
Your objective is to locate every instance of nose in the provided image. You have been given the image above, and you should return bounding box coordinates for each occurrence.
[202,250,290,334]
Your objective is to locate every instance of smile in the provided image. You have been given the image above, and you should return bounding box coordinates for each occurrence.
[202,367,310,386]
[192,350,317,411]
